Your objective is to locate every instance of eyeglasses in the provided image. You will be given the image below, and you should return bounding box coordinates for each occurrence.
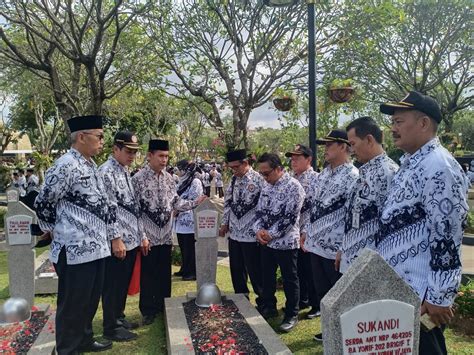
[259,169,274,177]
[83,132,105,140]
[228,163,242,170]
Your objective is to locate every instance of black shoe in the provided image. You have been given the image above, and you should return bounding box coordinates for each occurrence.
[142,315,156,326]
[279,316,299,332]
[299,301,310,310]
[104,327,137,342]
[182,275,196,281]
[173,270,184,276]
[260,308,278,320]
[313,333,323,342]
[78,339,112,352]
[117,318,139,330]
[306,307,321,319]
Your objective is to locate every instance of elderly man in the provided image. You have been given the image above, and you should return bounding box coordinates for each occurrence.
[99,131,147,342]
[132,139,206,325]
[285,144,319,319]
[219,149,264,311]
[337,117,399,273]
[35,115,113,354]
[302,129,359,342]
[378,91,469,354]
[254,153,305,332]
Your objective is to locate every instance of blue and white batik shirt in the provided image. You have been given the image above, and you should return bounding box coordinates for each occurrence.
[304,163,359,259]
[377,138,469,307]
[294,167,318,232]
[132,165,196,247]
[26,174,40,194]
[215,171,223,188]
[254,172,305,250]
[174,177,203,234]
[35,148,114,265]
[99,156,142,251]
[340,153,398,273]
[223,168,264,243]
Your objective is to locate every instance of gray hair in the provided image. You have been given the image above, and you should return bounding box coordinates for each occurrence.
[70,131,79,143]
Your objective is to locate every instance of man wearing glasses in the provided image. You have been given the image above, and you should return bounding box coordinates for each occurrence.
[35,115,114,353]
[219,149,264,312]
[302,129,359,342]
[99,131,148,342]
[254,153,305,332]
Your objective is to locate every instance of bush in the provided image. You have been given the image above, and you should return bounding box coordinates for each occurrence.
[455,279,474,318]
[172,245,182,266]
[0,207,5,230]
[466,211,474,234]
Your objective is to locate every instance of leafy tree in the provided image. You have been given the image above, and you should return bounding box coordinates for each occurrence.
[332,0,473,130]
[145,0,340,149]
[0,0,152,130]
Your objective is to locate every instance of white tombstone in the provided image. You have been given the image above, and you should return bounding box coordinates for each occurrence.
[194,199,220,291]
[4,186,37,308]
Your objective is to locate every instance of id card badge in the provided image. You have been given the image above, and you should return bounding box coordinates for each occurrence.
[352,211,360,229]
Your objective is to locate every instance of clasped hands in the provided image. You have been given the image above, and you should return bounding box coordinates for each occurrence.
[256,229,272,245]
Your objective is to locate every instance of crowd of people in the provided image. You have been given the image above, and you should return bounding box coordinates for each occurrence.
[25,91,469,355]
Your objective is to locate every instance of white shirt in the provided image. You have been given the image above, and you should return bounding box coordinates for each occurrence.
[340,153,398,273]
[304,162,359,259]
[378,138,469,307]
[35,148,113,264]
[174,178,203,234]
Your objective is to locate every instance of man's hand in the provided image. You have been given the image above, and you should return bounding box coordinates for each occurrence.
[421,301,454,327]
[219,224,229,237]
[335,251,342,271]
[256,230,271,245]
[141,238,151,256]
[112,238,126,260]
[300,233,307,252]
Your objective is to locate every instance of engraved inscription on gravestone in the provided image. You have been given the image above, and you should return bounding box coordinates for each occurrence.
[6,215,33,245]
[341,300,415,355]
[196,209,218,238]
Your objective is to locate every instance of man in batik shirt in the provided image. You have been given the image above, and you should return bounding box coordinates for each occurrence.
[35,115,113,354]
[132,139,206,325]
[302,129,358,342]
[254,153,305,333]
[378,91,469,354]
[337,117,398,273]
[219,149,264,310]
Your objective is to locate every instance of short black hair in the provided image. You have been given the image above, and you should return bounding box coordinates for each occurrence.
[18,169,25,174]
[257,153,283,169]
[346,116,383,144]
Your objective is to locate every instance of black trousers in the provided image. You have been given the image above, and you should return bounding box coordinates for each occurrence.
[139,244,172,317]
[228,238,264,307]
[310,253,341,308]
[217,187,224,198]
[54,248,105,355]
[419,326,447,355]
[297,249,318,309]
[102,248,137,334]
[261,246,299,318]
[177,233,196,277]
[204,186,211,197]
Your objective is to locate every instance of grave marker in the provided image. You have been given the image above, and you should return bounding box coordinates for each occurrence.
[4,189,37,308]
[321,249,421,355]
[194,199,220,291]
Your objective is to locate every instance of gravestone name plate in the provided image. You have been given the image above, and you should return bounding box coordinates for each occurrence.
[196,209,219,238]
[321,249,421,355]
[340,300,415,355]
[6,215,33,245]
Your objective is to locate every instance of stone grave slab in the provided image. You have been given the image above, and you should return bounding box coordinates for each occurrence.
[164,293,291,355]
[34,252,58,295]
[321,249,421,355]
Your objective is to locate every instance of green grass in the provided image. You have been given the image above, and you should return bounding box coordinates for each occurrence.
[0,249,472,354]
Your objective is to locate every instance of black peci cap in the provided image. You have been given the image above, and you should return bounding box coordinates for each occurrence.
[148,139,169,151]
[114,131,139,150]
[67,115,104,133]
[285,144,313,158]
[315,129,350,145]
[226,149,247,162]
[380,91,442,123]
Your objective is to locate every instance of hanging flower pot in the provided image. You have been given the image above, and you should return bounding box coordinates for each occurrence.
[273,97,295,111]
[328,87,354,103]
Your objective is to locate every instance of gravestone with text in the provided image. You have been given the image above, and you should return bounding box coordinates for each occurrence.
[4,186,37,308]
[194,199,220,291]
[321,249,421,355]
